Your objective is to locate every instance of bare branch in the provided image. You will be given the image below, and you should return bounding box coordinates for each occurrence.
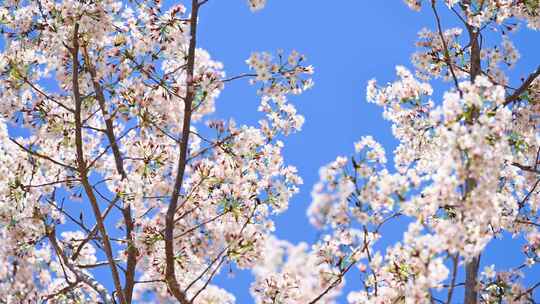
[70,22,127,304]
[431,1,463,96]
[164,1,201,303]
[504,65,540,106]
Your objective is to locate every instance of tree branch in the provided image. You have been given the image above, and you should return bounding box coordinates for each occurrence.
[164,1,201,303]
[504,65,540,106]
[70,22,127,304]
[82,45,138,304]
[431,0,463,96]
[46,225,113,303]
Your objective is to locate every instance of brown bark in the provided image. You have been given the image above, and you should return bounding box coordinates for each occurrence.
[462,6,482,302]
[164,1,201,303]
[464,49,481,304]
[504,65,540,106]
[83,46,138,304]
[465,255,481,304]
[70,22,127,304]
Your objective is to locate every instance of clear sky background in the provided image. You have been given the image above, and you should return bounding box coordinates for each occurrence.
[2,0,539,302]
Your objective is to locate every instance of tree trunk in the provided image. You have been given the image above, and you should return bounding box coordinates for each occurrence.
[464,255,480,304]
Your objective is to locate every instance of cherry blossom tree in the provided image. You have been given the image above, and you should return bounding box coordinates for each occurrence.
[0,0,310,303]
[0,0,539,304]
[306,1,540,303]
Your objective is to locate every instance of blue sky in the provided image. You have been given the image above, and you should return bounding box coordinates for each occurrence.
[2,0,540,302]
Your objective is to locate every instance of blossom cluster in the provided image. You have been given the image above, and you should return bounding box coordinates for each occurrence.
[246,50,314,137]
[404,0,540,29]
